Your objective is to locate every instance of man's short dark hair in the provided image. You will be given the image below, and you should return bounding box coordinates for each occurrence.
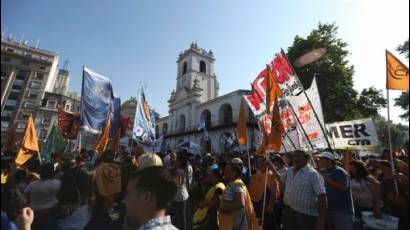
[129,166,177,209]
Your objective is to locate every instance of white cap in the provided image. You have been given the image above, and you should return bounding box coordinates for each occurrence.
[318,151,336,161]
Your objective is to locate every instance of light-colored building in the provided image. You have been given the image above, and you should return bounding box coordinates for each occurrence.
[157,43,258,154]
[1,35,59,144]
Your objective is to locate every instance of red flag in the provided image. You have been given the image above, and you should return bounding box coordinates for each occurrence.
[120,115,130,137]
[57,105,80,140]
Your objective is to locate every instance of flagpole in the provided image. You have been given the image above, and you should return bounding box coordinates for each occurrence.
[270,69,316,151]
[387,88,399,195]
[281,142,288,154]
[280,49,333,150]
[284,131,297,150]
[260,153,269,230]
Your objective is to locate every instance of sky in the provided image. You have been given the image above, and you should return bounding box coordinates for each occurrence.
[1,0,409,124]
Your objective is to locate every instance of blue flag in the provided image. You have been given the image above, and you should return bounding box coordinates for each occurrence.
[80,67,114,134]
[133,87,156,146]
[110,96,121,137]
[198,115,210,142]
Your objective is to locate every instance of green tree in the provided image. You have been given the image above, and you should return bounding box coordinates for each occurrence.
[374,115,409,149]
[357,87,387,118]
[286,23,361,123]
[394,39,409,121]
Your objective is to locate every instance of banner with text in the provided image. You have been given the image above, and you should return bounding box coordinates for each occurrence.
[326,118,379,150]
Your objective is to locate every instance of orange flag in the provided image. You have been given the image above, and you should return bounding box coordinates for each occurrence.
[268,97,284,151]
[95,115,111,156]
[15,114,39,165]
[256,65,284,156]
[4,123,17,152]
[266,64,282,114]
[237,99,248,145]
[110,127,121,154]
[386,50,409,91]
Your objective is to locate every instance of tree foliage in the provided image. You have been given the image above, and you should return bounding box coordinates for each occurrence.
[286,23,386,123]
[357,87,387,118]
[374,115,409,149]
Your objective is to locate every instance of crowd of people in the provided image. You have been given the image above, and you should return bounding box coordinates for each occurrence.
[1,145,409,230]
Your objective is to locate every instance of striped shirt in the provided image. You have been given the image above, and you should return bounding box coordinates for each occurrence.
[282,165,326,217]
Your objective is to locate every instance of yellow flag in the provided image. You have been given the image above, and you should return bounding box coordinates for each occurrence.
[110,127,121,154]
[4,123,17,152]
[386,50,409,91]
[15,114,39,165]
[95,115,111,156]
[266,64,282,114]
[268,97,284,152]
[237,99,248,145]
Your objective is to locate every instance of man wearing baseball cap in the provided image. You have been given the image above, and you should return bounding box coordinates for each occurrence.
[317,151,354,230]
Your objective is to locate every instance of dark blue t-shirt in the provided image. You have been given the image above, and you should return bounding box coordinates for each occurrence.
[320,166,355,215]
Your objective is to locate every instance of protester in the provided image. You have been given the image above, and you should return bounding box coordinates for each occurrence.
[24,163,61,230]
[378,160,409,230]
[349,160,383,219]
[95,150,121,211]
[192,165,225,230]
[137,153,163,170]
[249,156,279,230]
[219,161,259,230]
[317,151,354,230]
[46,166,95,229]
[168,151,192,230]
[270,150,327,230]
[122,166,178,230]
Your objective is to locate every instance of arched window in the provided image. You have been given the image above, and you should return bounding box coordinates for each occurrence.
[219,103,233,126]
[200,110,212,129]
[179,115,186,132]
[199,60,206,73]
[183,62,188,75]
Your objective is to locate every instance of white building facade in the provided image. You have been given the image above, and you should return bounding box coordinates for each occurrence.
[157,43,259,154]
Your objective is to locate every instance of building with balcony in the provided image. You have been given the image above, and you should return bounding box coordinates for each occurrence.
[1,35,59,145]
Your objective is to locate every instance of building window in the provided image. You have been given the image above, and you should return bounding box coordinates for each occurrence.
[26,91,38,99]
[3,57,11,62]
[6,48,14,53]
[17,123,26,130]
[11,84,22,90]
[179,115,186,132]
[1,71,7,81]
[24,101,35,109]
[1,121,10,129]
[219,103,233,126]
[41,116,51,125]
[183,62,188,75]
[1,116,11,122]
[8,92,19,100]
[39,66,46,70]
[162,123,168,135]
[30,81,42,89]
[200,60,206,73]
[16,72,27,80]
[4,105,14,111]
[5,99,17,107]
[65,104,71,111]
[22,60,29,66]
[19,111,30,120]
[34,72,44,80]
[47,101,57,109]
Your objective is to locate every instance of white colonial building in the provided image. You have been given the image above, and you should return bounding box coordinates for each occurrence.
[156,43,259,154]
